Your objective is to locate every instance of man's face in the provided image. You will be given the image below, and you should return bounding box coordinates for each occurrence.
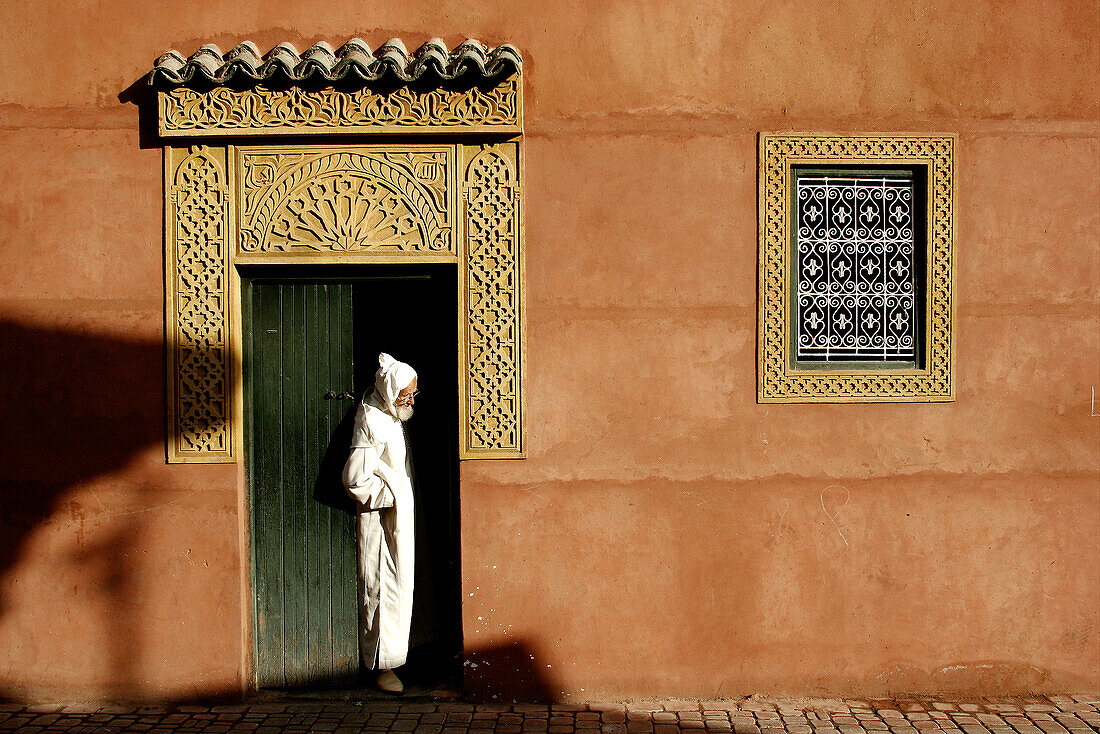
[394,377,417,422]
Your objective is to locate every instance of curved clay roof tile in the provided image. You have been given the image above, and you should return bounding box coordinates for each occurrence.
[150,37,522,86]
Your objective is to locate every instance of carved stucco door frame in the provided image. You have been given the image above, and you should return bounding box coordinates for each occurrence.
[158,73,525,462]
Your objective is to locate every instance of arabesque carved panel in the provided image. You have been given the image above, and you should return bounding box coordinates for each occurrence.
[461,143,523,455]
[166,145,232,461]
[237,146,455,256]
[158,77,521,137]
[162,83,524,462]
[758,133,955,403]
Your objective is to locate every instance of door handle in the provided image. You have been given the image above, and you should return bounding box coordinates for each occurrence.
[324,390,357,401]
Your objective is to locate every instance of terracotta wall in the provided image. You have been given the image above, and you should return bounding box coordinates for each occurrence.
[0,0,1096,703]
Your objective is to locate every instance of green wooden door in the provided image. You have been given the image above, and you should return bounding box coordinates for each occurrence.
[244,269,462,689]
[245,281,359,687]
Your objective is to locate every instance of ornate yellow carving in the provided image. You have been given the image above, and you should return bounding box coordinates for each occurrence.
[158,77,521,137]
[162,82,525,462]
[166,145,232,461]
[237,146,455,255]
[758,133,955,403]
[461,143,523,455]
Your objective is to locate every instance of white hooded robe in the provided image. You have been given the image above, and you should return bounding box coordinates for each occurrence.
[341,353,417,670]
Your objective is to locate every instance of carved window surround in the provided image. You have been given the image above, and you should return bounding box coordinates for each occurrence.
[758,133,956,403]
[157,40,524,462]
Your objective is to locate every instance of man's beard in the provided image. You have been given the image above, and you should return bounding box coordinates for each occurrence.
[396,405,414,422]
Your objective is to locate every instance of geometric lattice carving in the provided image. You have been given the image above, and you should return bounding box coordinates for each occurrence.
[238,147,455,255]
[159,73,525,461]
[158,79,521,137]
[461,144,523,454]
[166,145,232,460]
[758,134,955,402]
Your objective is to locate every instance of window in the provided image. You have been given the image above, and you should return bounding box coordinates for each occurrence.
[792,168,923,366]
[758,135,955,402]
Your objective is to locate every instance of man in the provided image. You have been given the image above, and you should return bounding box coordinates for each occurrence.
[342,352,419,694]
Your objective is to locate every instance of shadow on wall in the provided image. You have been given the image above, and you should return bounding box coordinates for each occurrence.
[460,641,561,704]
[0,317,562,704]
[0,317,168,701]
[0,317,167,604]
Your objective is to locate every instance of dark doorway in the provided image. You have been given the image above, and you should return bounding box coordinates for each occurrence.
[242,265,461,692]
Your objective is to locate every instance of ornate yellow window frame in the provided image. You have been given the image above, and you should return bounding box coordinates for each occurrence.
[158,40,525,461]
[758,133,956,403]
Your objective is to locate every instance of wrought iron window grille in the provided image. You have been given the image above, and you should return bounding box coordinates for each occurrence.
[791,167,926,368]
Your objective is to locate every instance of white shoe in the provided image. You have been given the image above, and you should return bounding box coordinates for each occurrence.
[376,669,404,694]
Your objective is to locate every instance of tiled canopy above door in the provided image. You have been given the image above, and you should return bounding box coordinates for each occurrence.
[149,39,525,462]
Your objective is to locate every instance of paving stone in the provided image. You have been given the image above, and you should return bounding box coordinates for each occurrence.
[1050,715,1089,732]
[0,696,1096,734]
[960,725,990,734]
[1033,723,1067,734]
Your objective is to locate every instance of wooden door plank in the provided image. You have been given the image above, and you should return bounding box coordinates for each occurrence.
[281,283,308,686]
[304,283,330,681]
[252,282,286,687]
[330,282,359,678]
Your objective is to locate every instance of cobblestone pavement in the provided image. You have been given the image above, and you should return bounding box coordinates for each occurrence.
[0,695,1096,734]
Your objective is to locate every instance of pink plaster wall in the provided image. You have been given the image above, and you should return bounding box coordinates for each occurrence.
[0,0,1096,703]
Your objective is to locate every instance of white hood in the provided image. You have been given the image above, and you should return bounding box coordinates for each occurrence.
[370,352,417,418]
